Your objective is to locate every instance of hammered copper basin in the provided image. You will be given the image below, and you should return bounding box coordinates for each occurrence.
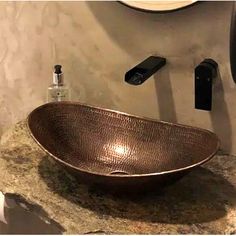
[28,102,219,193]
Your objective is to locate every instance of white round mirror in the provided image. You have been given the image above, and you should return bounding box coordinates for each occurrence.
[120,1,198,12]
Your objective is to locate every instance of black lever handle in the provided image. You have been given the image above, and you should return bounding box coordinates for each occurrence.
[195,59,218,111]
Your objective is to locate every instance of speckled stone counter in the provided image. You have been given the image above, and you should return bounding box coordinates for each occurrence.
[0,120,236,234]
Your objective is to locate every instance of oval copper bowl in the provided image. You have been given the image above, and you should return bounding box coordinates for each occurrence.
[27,102,219,193]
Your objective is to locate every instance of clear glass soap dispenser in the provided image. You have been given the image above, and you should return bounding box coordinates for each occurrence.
[47,65,71,102]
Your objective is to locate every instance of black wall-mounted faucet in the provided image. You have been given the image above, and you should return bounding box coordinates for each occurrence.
[195,59,218,111]
[125,56,166,85]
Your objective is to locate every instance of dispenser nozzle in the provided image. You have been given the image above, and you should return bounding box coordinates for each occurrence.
[53,64,64,85]
[54,65,62,74]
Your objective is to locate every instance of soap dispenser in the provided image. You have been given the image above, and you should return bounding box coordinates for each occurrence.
[47,65,71,102]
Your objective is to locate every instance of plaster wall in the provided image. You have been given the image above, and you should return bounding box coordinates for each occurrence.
[0,1,234,153]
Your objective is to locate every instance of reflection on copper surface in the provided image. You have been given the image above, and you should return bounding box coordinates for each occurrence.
[103,141,131,158]
[114,145,126,155]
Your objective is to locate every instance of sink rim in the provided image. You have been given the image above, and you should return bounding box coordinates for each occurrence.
[27,101,220,178]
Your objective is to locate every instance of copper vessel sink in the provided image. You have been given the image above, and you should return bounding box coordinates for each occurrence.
[27,102,219,193]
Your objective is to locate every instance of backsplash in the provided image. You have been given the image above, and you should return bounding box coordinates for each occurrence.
[0,1,235,153]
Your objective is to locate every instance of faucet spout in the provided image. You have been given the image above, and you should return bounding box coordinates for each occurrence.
[125,56,166,85]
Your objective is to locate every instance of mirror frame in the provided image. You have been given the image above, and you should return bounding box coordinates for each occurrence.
[230,1,236,83]
[119,1,199,13]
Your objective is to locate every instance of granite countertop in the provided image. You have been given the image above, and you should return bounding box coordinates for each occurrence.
[0,120,236,234]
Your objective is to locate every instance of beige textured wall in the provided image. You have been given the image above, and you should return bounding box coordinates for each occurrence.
[0,1,235,153]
